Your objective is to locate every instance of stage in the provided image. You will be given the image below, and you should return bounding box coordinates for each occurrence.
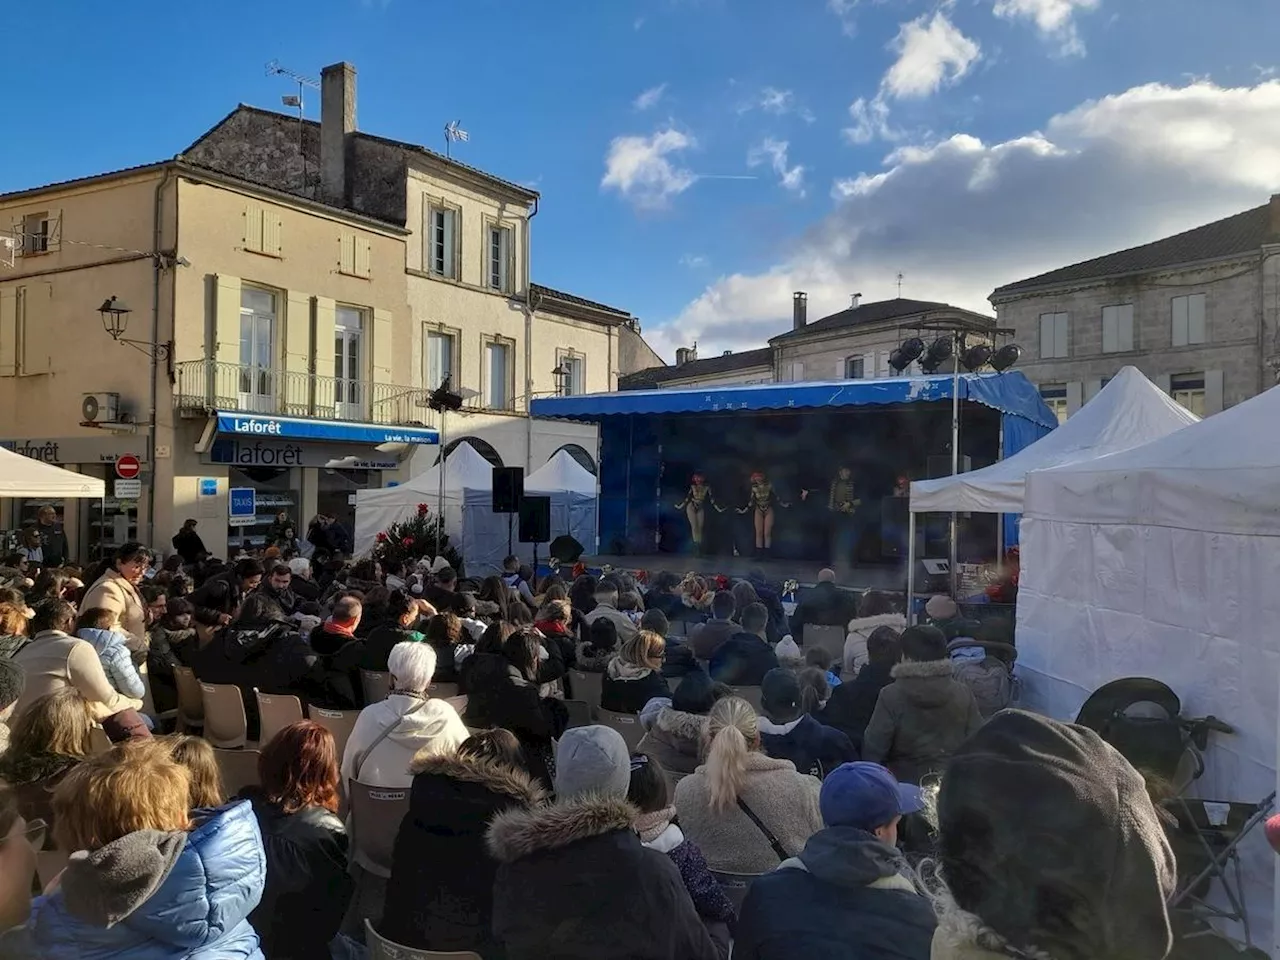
[584,553,908,592]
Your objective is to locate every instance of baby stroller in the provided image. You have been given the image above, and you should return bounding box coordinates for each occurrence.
[1076,678,1275,954]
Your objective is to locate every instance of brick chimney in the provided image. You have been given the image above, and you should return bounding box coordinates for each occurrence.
[793,291,808,330]
[321,62,357,205]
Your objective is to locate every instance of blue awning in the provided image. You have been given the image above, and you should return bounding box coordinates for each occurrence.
[531,372,1057,429]
[214,412,438,446]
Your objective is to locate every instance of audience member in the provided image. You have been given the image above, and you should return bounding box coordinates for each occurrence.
[675,697,823,874]
[341,642,468,789]
[583,582,638,643]
[533,598,577,666]
[757,669,856,779]
[243,721,354,960]
[708,603,779,686]
[601,630,671,715]
[420,565,459,612]
[501,555,536,608]
[0,784,40,953]
[576,617,619,673]
[638,671,731,777]
[821,626,901,750]
[843,590,906,676]
[863,625,983,785]
[146,597,198,716]
[568,573,599,617]
[382,729,546,954]
[0,658,23,753]
[796,666,831,714]
[423,610,464,684]
[29,742,267,958]
[75,607,146,702]
[688,591,738,661]
[80,542,151,655]
[172,518,208,565]
[189,557,265,627]
[791,569,858,636]
[0,689,94,832]
[165,734,225,808]
[0,601,32,659]
[488,725,719,960]
[286,558,320,603]
[735,762,936,960]
[360,589,425,674]
[804,647,842,687]
[931,710,1176,960]
[258,563,304,617]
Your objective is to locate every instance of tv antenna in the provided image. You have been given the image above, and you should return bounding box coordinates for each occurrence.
[265,60,321,190]
[896,272,904,297]
[444,120,470,159]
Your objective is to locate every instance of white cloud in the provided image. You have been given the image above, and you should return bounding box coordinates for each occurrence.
[827,0,859,36]
[843,96,899,144]
[601,127,698,209]
[883,11,982,99]
[748,138,807,196]
[738,87,816,123]
[680,254,709,269]
[651,80,1280,357]
[633,83,668,111]
[993,0,1098,55]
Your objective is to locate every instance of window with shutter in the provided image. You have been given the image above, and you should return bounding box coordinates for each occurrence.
[1039,313,1068,359]
[488,225,512,292]
[1102,304,1133,354]
[339,234,356,275]
[354,238,372,279]
[244,204,265,253]
[1171,294,1206,346]
[428,206,457,279]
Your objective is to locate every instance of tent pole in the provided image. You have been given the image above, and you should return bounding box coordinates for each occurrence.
[906,510,917,626]
[436,410,446,560]
[950,354,960,598]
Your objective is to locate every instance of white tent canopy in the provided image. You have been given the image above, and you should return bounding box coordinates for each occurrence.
[1016,383,1280,948]
[526,449,596,496]
[0,446,105,498]
[525,449,598,556]
[909,366,1199,514]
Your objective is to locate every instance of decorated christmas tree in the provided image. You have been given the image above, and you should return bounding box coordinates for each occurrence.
[371,502,464,574]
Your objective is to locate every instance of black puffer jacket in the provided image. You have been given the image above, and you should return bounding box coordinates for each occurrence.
[487,793,718,960]
[188,571,247,626]
[240,787,353,960]
[462,653,567,789]
[381,753,546,956]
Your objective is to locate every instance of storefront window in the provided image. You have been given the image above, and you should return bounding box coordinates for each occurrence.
[90,496,137,564]
[318,468,371,542]
[228,467,299,551]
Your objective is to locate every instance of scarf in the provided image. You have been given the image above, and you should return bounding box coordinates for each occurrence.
[322,619,357,640]
[633,806,677,844]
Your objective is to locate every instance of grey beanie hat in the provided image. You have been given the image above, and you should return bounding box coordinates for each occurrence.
[554,725,631,800]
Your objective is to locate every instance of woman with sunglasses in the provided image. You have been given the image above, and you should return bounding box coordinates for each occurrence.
[0,782,44,954]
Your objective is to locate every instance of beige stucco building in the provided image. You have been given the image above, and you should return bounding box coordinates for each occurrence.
[0,60,655,562]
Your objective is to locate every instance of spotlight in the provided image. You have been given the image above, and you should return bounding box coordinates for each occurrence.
[924,336,953,369]
[919,354,942,374]
[961,343,992,372]
[990,343,1023,372]
[899,337,925,364]
[888,348,909,373]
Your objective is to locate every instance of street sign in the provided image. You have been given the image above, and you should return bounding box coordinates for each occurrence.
[113,478,141,500]
[228,487,257,527]
[115,455,141,480]
[198,478,218,497]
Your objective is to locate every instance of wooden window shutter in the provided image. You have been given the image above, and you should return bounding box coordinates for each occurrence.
[0,289,17,376]
[339,234,356,275]
[213,275,242,367]
[18,285,51,375]
[264,211,283,257]
[372,308,393,383]
[355,238,372,278]
[45,210,62,253]
[244,205,264,252]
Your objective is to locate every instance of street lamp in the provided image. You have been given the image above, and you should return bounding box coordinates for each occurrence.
[551,363,570,396]
[97,295,171,361]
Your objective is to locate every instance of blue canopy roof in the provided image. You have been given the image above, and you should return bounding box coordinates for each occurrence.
[532,371,1057,429]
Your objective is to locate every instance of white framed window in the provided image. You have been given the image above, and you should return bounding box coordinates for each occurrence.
[239,286,277,410]
[844,356,865,379]
[484,338,513,410]
[1102,304,1134,354]
[427,204,457,279]
[425,328,457,391]
[1039,312,1069,359]
[334,306,365,417]
[488,224,512,292]
[1170,372,1206,417]
[557,352,585,395]
[1171,294,1206,347]
[1039,383,1069,425]
[22,212,49,255]
[790,360,805,382]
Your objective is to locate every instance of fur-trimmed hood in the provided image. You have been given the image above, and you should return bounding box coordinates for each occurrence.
[890,658,959,708]
[846,612,907,637]
[654,707,708,743]
[486,793,637,863]
[891,659,955,680]
[408,751,547,808]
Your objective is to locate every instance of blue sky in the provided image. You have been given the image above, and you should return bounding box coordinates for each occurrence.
[4,0,1279,358]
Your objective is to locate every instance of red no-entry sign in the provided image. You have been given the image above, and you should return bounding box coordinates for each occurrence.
[115,455,141,480]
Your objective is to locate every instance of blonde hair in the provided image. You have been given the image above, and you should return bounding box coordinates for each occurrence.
[164,734,225,808]
[53,741,191,851]
[6,689,94,759]
[0,602,29,637]
[620,629,665,672]
[704,696,760,813]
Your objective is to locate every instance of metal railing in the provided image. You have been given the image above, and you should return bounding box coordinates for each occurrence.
[175,360,437,426]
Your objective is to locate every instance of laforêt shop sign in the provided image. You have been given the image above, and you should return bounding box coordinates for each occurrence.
[205,437,398,470]
[0,437,147,465]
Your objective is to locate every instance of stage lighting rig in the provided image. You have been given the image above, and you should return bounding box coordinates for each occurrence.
[990,343,1022,372]
[960,343,993,372]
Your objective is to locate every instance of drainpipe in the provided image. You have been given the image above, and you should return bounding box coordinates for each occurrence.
[148,167,176,546]
[523,197,540,471]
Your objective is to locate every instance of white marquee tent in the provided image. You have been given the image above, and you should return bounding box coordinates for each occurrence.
[526,449,598,553]
[910,366,1199,514]
[1016,383,1280,949]
[0,445,105,497]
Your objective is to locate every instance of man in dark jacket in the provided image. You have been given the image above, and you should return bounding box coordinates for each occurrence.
[171,518,207,565]
[708,602,778,686]
[735,761,935,960]
[32,506,68,567]
[421,565,461,612]
[256,562,306,617]
[820,625,901,750]
[758,669,857,779]
[688,591,739,661]
[360,589,425,673]
[189,558,264,626]
[487,725,718,960]
[791,569,858,633]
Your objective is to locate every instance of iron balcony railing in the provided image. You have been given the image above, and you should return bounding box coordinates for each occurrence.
[174,359,437,426]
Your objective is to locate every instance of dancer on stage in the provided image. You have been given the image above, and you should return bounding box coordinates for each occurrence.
[737,470,790,554]
[829,465,862,569]
[674,472,724,553]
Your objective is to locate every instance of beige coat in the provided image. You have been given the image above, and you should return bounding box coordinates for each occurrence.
[82,569,148,654]
[674,751,823,874]
[12,630,143,721]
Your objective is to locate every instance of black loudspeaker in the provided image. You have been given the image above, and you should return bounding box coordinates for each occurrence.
[518,496,551,544]
[492,467,524,513]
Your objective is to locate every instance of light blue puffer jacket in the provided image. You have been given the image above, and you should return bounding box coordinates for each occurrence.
[29,799,266,960]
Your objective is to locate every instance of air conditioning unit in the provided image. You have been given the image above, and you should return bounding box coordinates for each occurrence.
[81,392,120,424]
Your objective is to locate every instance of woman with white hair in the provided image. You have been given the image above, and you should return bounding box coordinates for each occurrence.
[340,641,469,788]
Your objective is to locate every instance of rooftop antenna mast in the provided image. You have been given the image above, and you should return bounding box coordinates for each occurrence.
[896,272,904,297]
[265,60,321,190]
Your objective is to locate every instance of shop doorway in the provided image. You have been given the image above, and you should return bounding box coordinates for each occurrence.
[319,468,373,540]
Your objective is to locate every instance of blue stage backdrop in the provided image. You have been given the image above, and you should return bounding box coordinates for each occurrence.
[532,372,1056,562]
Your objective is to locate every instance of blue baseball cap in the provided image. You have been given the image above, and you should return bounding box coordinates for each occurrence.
[819,762,924,830]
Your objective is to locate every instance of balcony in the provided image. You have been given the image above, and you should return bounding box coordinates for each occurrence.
[175,360,436,426]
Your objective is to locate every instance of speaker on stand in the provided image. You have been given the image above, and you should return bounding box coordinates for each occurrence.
[492,467,524,556]
[519,495,551,583]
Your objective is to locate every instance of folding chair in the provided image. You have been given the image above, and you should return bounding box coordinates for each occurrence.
[803,624,846,662]
[311,707,360,760]
[348,780,411,878]
[667,620,687,638]
[364,918,482,959]
[214,747,261,798]
[88,725,112,755]
[173,665,204,732]
[200,682,248,749]
[568,669,603,708]
[564,699,593,729]
[595,707,645,752]
[361,669,392,704]
[254,689,305,748]
[731,686,764,714]
[426,682,459,699]
[710,870,760,915]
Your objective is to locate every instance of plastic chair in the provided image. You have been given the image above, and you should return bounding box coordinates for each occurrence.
[568,670,603,707]
[214,747,261,798]
[731,686,764,714]
[364,918,482,959]
[804,624,846,662]
[595,707,645,752]
[89,725,112,754]
[173,665,204,732]
[348,780,411,878]
[311,707,360,759]
[361,669,392,704]
[711,870,760,914]
[564,699,593,729]
[255,689,305,747]
[200,682,248,749]
[427,681,459,699]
